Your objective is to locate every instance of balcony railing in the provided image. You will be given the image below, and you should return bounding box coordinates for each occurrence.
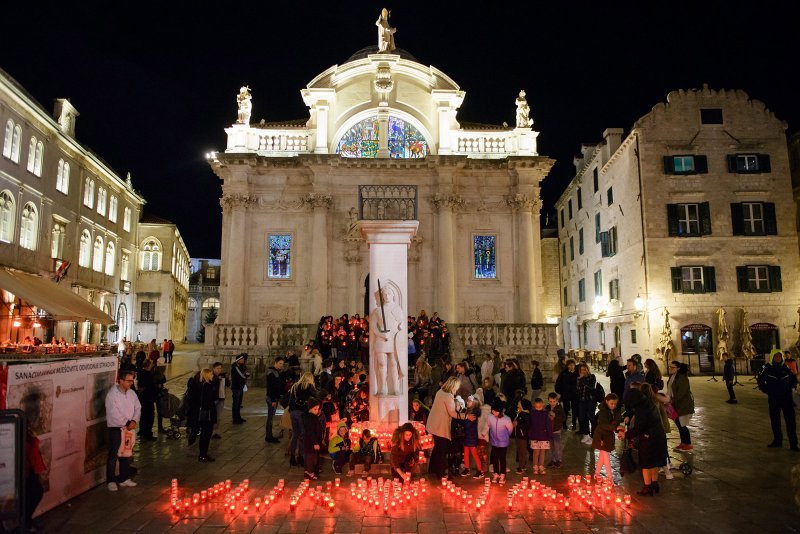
[358,185,417,220]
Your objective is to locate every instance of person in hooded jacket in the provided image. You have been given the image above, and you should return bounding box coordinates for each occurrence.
[623,388,667,496]
[758,349,799,451]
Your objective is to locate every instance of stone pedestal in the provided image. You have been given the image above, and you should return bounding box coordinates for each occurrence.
[359,220,419,429]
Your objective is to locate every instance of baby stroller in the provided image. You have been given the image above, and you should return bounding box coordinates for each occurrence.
[158,389,185,439]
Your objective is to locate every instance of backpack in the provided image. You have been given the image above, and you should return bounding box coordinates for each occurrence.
[594,381,606,403]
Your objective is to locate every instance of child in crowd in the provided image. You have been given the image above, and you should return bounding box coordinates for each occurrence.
[476,391,491,474]
[546,392,566,468]
[528,398,552,474]
[513,398,532,474]
[488,399,513,484]
[461,396,483,478]
[301,398,324,480]
[348,429,382,476]
[593,393,623,482]
[328,421,351,475]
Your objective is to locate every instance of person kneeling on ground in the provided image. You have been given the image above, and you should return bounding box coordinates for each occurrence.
[301,397,324,480]
[391,422,421,482]
[348,429,382,476]
[328,421,352,475]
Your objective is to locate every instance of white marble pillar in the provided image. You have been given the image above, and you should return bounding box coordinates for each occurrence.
[308,194,332,320]
[221,194,254,324]
[509,194,542,323]
[359,220,418,428]
[433,195,458,321]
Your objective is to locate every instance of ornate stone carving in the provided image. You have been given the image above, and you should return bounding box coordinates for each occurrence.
[236,86,252,125]
[431,193,465,212]
[506,193,542,212]
[466,304,506,323]
[220,193,259,210]
[259,198,307,211]
[408,234,423,263]
[515,90,533,128]
[302,192,333,209]
[374,66,394,94]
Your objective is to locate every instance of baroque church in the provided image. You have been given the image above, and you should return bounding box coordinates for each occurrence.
[205,12,557,359]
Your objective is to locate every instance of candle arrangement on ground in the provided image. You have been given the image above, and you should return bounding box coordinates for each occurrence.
[504,476,569,512]
[567,474,632,512]
[440,477,491,510]
[168,478,286,517]
[348,476,428,514]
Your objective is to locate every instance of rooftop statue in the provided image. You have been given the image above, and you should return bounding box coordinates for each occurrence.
[236,86,252,125]
[376,8,397,53]
[515,90,533,128]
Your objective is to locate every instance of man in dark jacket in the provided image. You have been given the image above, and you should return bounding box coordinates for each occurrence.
[301,397,324,480]
[555,360,578,430]
[722,352,737,404]
[231,354,250,424]
[317,358,335,395]
[265,356,285,443]
[758,350,798,450]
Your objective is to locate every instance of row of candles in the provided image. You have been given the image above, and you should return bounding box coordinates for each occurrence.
[567,474,632,509]
[169,478,286,515]
[441,477,491,510]
[505,477,569,512]
[290,478,343,511]
[346,476,428,514]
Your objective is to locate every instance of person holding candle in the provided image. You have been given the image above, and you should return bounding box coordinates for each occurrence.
[488,399,513,484]
[391,422,422,481]
[592,393,623,482]
[410,397,430,426]
[426,376,462,480]
[528,398,552,474]
[301,397,324,480]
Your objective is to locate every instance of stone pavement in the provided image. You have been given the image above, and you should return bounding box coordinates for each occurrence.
[39,351,800,533]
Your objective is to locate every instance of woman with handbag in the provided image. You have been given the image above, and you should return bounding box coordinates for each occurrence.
[197,368,218,462]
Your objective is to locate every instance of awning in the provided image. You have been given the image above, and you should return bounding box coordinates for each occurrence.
[0,268,114,324]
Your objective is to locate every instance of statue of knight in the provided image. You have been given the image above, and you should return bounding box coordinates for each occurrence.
[369,282,405,395]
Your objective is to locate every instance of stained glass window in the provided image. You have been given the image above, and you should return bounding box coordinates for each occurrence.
[388,116,429,159]
[474,235,497,279]
[337,116,379,158]
[268,234,292,279]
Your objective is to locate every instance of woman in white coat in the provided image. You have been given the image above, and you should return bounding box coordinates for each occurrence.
[426,376,462,479]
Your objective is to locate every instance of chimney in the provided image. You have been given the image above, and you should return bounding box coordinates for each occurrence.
[573,155,584,172]
[53,99,79,137]
[602,128,624,161]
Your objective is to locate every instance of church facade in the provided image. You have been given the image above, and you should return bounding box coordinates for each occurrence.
[205,33,557,362]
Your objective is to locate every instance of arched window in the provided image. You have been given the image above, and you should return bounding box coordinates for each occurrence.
[78,230,92,267]
[120,253,130,281]
[2,120,12,158]
[141,238,161,271]
[97,187,107,216]
[11,125,21,163]
[0,190,16,243]
[188,297,198,310]
[92,236,104,271]
[105,241,116,276]
[123,207,131,232]
[336,115,430,159]
[56,159,69,193]
[202,297,220,309]
[19,203,38,250]
[51,222,66,259]
[116,303,128,339]
[109,195,118,222]
[27,137,37,172]
[34,141,44,176]
[83,178,94,208]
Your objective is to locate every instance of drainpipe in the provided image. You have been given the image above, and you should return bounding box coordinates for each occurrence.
[634,132,652,355]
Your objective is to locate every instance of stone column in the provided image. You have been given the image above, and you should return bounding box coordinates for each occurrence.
[377,109,390,158]
[307,193,332,320]
[432,194,460,321]
[359,220,419,428]
[314,102,329,154]
[220,193,256,324]
[508,193,543,323]
[344,237,361,314]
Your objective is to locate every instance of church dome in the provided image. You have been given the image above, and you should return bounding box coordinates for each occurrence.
[344,46,419,64]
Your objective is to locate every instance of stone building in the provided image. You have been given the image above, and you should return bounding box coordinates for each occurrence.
[0,68,145,344]
[132,215,190,343]
[556,86,800,373]
[187,258,220,342]
[203,25,557,367]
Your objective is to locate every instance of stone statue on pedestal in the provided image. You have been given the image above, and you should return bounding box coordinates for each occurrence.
[376,8,397,53]
[515,90,533,128]
[369,284,405,395]
[237,86,252,125]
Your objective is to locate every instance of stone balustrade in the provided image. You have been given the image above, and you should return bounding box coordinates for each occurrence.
[456,134,509,155]
[450,323,558,374]
[257,132,310,153]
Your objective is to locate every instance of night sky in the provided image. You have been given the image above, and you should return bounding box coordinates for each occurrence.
[4,2,797,258]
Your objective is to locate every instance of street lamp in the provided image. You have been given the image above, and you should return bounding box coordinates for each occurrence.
[634,293,645,312]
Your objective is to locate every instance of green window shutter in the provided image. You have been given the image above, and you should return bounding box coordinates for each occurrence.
[699,202,712,235]
[768,266,782,292]
[695,155,708,174]
[671,267,682,293]
[667,204,679,236]
[763,203,777,235]
[703,266,716,293]
[758,154,771,173]
[730,203,745,236]
[578,228,584,254]
[663,156,674,174]
[736,266,749,292]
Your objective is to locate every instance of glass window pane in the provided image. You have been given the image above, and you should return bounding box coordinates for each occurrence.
[268,234,292,279]
[337,116,379,158]
[474,235,497,279]
[388,116,429,159]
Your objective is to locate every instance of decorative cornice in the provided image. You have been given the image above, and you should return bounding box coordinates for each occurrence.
[506,193,542,213]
